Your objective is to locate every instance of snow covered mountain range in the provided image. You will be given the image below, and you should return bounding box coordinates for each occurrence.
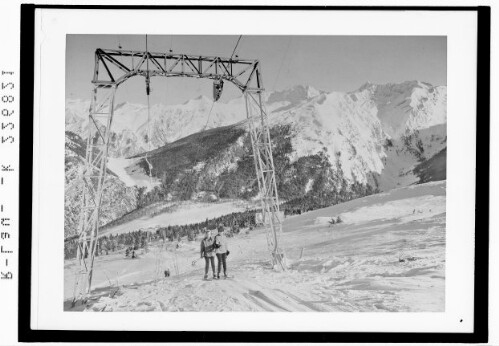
[65,80,447,192]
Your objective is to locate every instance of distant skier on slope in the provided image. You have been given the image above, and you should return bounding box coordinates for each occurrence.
[200,228,216,280]
[214,224,230,279]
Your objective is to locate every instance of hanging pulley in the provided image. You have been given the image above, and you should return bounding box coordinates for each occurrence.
[213,78,224,102]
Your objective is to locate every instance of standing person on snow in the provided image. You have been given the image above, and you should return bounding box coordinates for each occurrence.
[200,229,216,280]
[214,224,230,279]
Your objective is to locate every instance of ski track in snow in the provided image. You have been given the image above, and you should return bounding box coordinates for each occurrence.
[65,181,446,312]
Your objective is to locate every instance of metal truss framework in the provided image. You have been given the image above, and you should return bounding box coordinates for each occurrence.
[74,49,286,299]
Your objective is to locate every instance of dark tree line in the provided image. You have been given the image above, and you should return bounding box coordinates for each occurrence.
[64,210,258,260]
[64,230,153,260]
[65,171,378,260]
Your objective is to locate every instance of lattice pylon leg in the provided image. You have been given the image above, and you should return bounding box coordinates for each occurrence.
[74,84,117,300]
[244,90,287,271]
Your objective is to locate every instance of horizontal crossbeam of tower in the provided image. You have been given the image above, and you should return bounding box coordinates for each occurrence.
[93,48,264,92]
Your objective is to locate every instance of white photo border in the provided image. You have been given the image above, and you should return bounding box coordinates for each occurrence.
[30,7,478,334]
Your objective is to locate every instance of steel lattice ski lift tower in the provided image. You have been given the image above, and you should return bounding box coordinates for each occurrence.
[74,47,287,300]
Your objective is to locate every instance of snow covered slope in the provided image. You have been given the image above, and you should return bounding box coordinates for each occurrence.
[64,181,446,312]
[265,81,446,185]
[66,80,446,191]
[357,81,447,138]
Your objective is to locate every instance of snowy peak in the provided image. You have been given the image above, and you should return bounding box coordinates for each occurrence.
[356,80,433,94]
[66,80,446,190]
[267,85,323,105]
[183,94,212,105]
[351,81,446,137]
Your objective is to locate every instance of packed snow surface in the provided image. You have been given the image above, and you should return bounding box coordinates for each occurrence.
[65,181,446,312]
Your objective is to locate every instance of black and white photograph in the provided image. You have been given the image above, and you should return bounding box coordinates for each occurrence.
[63,34,448,313]
[19,6,488,340]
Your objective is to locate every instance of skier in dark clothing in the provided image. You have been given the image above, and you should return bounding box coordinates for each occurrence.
[214,224,230,279]
[200,229,216,280]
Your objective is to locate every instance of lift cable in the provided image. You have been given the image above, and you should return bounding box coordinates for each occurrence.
[200,36,242,133]
[202,101,216,132]
[272,37,292,91]
[144,34,154,184]
[230,35,243,60]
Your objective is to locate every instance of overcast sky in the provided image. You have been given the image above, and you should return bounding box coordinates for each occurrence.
[66,35,446,105]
